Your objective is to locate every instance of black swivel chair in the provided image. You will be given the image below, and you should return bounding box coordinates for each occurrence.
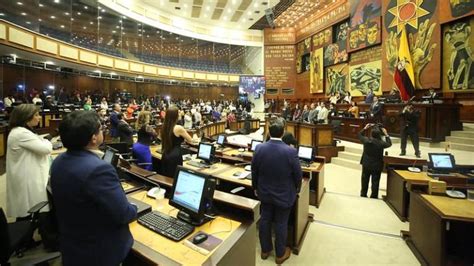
[0,202,59,265]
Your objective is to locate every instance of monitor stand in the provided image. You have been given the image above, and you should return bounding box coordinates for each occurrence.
[177,210,211,226]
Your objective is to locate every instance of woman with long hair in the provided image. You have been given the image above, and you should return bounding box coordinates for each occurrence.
[160,105,196,177]
[7,104,52,219]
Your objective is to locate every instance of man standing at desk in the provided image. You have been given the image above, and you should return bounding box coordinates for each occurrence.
[252,117,302,264]
[369,96,383,123]
[109,103,121,142]
[51,111,137,266]
[358,123,392,198]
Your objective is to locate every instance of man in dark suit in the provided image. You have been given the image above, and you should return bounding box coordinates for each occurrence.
[117,112,135,146]
[252,117,302,264]
[369,96,383,123]
[51,111,137,266]
[399,103,420,158]
[109,103,121,142]
[358,123,392,198]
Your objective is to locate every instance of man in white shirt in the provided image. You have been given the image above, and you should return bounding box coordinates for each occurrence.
[317,103,329,124]
[4,95,15,108]
[194,110,202,127]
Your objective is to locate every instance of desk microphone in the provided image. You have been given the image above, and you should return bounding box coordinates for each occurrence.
[408,158,421,173]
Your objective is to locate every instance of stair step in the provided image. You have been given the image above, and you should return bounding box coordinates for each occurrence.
[446,142,474,152]
[451,131,474,138]
[331,157,361,170]
[343,146,363,154]
[445,136,474,144]
[338,151,361,161]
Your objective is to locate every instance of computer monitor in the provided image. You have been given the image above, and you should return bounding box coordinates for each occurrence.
[298,145,313,162]
[250,140,263,152]
[169,166,216,225]
[428,153,455,173]
[102,147,119,167]
[216,135,225,145]
[197,142,215,163]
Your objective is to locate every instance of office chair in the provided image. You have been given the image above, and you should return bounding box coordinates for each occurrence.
[0,202,59,265]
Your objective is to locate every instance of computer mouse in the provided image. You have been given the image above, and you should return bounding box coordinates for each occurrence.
[192,233,208,244]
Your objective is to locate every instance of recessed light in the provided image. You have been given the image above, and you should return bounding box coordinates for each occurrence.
[0,13,4,16]
[26,21,31,24]
[60,25,65,28]
[17,2,23,5]
[77,12,81,15]
[90,21,93,24]
[51,15,56,19]
[183,4,188,8]
[21,12,27,16]
[84,6,88,9]
[227,9,232,13]
[39,3,43,7]
[65,12,69,15]
[54,0,60,3]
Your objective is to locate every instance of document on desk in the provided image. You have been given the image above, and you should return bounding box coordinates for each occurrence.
[233,172,251,179]
[183,231,222,255]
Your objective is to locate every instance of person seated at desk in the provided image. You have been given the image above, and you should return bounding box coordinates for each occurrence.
[132,126,155,170]
[160,105,198,177]
[292,104,302,121]
[348,101,359,118]
[51,110,137,266]
[300,104,309,122]
[252,117,302,264]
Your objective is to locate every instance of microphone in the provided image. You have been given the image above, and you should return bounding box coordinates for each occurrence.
[408,158,421,173]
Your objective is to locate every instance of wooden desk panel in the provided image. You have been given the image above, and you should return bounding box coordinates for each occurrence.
[407,193,474,266]
[129,191,243,265]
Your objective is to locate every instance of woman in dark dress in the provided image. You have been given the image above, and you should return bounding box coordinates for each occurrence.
[160,105,197,177]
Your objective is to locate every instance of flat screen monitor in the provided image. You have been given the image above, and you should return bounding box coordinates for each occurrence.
[216,135,225,145]
[250,140,263,152]
[197,142,214,162]
[429,153,455,172]
[239,76,265,95]
[102,147,118,166]
[298,145,313,161]
[169,167,216,225]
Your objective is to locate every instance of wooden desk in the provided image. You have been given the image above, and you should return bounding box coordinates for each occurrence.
[265,119,337,162]
[406,193,474,266]
[329,116,375,143]
[148,147,314,254]
[128,190,258,265]
[385,169,470,222]
[333,103,462,142]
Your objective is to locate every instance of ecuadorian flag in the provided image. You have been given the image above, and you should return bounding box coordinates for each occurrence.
[394,27,415,101]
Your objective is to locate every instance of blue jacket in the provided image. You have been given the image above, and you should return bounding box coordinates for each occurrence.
[109,111,120,137]
[251,140,302,208]
[51,150,137,266]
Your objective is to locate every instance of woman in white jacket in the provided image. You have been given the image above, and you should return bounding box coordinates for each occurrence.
[6,104,52,218]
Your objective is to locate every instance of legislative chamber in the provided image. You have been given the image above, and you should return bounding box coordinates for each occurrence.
[0,0,473,265]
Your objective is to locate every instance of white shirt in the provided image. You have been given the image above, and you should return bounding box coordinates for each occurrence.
[4,97,13,107]
[317,107,329,123]
[32,97,43,105]
[100,102,108,110]
[6,127,52,217]
[184,114,193,129]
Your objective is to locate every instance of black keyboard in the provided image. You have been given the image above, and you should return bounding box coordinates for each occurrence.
[138,211,195,241]
[299,160,311,168]
[187,160,210,168]
[427,172,456,178]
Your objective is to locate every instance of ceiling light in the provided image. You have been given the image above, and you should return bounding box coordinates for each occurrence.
[26,21,31,24]
[83,26,87,29]
[247,11,252,15]
[227,9,232,13]
[54,0,60,3]
[21,12,27,16]
[184,4,188,8]
[17,2,23,5]
[77,12,81,15]
[60,25,65,28]
[65,12,69,15]
[51,15,56,19]
[39,3,43,7]
[44,61,54,65]
[90,21,93,24]
[94,70,101,73]
[84,6,88,9]
[38,18,42,21]
[0,13,4,16]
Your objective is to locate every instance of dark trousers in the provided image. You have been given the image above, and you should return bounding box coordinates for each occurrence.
[361,167,382,198]
[259,202,292,257]
[400,128,420,155]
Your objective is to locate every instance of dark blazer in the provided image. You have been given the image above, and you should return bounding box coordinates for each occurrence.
[370,102,382,117]
[117,120,134,145]
[251,140,302,208]
[400,110,420,131]
[358,129,392,171]
[109,111,120,137]
[51,150,137,266]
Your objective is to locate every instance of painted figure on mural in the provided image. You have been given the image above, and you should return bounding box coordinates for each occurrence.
[349,30,359,49]
[367,21,379,45]
[327,67,347,96]
[358,23,367,43]
[350,64,382,95]
[445,22,473,90]
[312,53,322,92]
[449,0,474,18]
